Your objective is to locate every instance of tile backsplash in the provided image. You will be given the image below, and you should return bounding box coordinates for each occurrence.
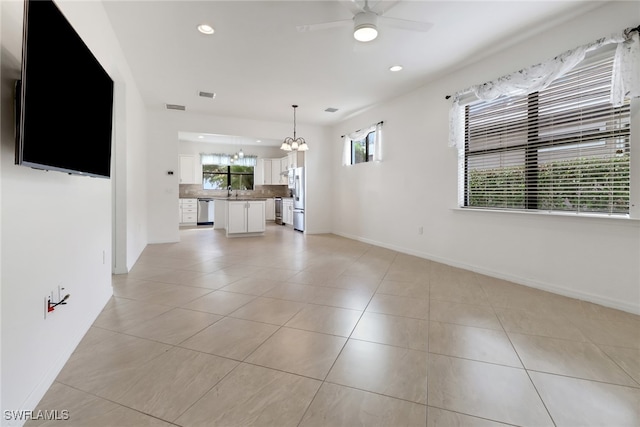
[179,184,291,199]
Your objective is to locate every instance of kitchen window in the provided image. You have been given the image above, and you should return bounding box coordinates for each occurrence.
[203,165,254,190]
[463,51,631,215]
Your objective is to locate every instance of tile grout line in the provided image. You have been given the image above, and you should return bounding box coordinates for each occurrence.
[295,246,398,426]
[490,300,559,427]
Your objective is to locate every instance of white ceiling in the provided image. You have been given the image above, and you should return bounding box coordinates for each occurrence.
[102,0,605,144]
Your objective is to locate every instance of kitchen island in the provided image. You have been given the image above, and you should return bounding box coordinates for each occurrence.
[213,198,266,237]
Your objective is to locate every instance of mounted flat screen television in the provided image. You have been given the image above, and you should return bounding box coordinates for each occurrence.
[15,0,114,178]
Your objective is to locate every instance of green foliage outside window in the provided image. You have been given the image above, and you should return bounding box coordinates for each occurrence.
[468,156,630,213]
[351,131,375,164]
[203,165,254,190]
[353,140,367,164]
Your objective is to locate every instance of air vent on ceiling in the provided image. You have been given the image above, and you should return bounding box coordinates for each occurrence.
[198,91,216,99]
[165,104,186,111]
[324,107,339,113]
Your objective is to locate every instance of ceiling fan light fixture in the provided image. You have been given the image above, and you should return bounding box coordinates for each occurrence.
[353,11,378,42]
[354,25,377,42]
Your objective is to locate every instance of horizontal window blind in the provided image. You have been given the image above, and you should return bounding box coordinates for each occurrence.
[464,52,631,214]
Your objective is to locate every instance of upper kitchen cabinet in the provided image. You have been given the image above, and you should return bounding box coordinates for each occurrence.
[254,159,264,186]
[256,158,287,185]
[179,154,198,184]
[271,159,284,185]
[255,158,273,185]
[287,151,304,170]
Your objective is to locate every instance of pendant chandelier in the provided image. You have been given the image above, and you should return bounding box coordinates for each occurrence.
[280,105,309,152]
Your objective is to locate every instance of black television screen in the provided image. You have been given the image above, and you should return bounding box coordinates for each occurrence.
[16,0,114,178]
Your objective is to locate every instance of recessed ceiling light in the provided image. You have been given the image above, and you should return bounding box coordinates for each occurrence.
[389,65,403,72]
[256,140,261,143]
[197,24,215,35]
[198,135,204,139]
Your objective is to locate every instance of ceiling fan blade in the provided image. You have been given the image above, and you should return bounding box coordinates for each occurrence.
[368,0,402,15]
[296,19,352,33]
[380,16,433,32]
[339,0,364,16]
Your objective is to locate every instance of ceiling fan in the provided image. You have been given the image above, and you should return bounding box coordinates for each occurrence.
[296,0,433,42]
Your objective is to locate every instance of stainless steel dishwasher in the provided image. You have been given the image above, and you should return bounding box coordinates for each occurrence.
[197,198,214,225]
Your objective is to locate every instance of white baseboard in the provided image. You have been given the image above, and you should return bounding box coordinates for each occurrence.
[333,231,640,315]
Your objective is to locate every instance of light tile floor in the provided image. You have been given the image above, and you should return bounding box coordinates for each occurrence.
[28,224,640,426]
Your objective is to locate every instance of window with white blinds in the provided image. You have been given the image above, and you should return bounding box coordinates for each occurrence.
[464,51,631,214]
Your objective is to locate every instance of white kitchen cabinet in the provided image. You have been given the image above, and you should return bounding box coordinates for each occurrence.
[286,151,304,170]
[265,198,275,221]
[247,202,266,232]
[256,158,290,186]
[179,198,197,225]
[227,202,248,234]
[226,200,265,236]
[179,155,197,184]
[282,198,293,225]
[254,159,264,186]
[264,160,273,184]
[270,159,283,185]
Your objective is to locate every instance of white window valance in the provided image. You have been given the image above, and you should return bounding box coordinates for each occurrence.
[342,121,384,165]
[448,27,640,149]
[200,153,257,167]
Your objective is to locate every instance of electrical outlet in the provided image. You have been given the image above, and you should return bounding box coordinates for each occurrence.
[45,286,68,319]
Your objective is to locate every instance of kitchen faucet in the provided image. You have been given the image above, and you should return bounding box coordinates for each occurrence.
[227,185,232,197]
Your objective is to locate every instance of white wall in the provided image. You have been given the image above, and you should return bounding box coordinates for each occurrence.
[331,1,640,314]
[0,0,148,422]
[147,110,332,243]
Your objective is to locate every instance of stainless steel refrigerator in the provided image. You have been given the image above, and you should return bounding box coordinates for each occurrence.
[293,167,304,232]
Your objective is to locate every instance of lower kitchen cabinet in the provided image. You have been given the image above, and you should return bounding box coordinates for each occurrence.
[265,198,275,221]
[179,198,197,225]
[282,198,293,225]
[226,201,265,236]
